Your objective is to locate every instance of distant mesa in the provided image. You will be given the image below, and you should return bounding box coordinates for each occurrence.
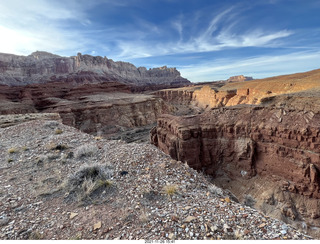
[0,51,191,89]
[227,75,253,83]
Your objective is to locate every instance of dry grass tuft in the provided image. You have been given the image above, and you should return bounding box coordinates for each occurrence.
[55,128,63,134]
[74,144,98,159]
[162,184,178,201]
[65,164,114,203]
[8,147,18,154]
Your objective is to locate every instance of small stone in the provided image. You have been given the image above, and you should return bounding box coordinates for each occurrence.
[70,212,78,219]
[0,217,9,227]
[259,223,266,228]
[168,233,174,240]
[159,162,166,168]
[225,197,231,203]
[183,216,197,223]
[280,230,287,235]
[93,221,102,230]
[171,215,179,222]
[190,232,194,237]
[210,225,218,232]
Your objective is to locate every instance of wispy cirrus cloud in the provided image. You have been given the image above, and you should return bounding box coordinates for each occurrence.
[109,5,294,60]
[178,50,320,82]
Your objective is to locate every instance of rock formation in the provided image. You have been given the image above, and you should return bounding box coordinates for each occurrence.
[0,81,172,140]
[0,51,189,141]
[227,75,253,83]
[151,68,320,233]
[156,68,320,110]
[0,51,191,88]
[151,106,320,196]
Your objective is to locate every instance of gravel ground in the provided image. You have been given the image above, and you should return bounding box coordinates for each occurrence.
[0,119,313,240]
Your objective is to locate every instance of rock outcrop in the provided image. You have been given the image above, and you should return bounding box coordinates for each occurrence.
[151,106,320,196]
[0,51,191,88]
[0,113,61,128]
[156,68,320,110]
[151,106,320,228]
[151,69,320,232]
[227,75,253,83]
[0,81,172,140]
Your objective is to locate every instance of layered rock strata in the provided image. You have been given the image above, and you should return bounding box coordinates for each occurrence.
[0,51,191,88]
[151,106,320,199]
[0,82,172,139]
[156,68,320,110]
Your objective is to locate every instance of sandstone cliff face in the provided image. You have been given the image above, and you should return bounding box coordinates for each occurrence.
[151,107,320,200]
[0,51,191,88]
[0,82,172,139]
[154,87,195,105]
[157,69,320,110]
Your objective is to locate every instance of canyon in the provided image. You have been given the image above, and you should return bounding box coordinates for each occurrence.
[0,51,189,141]
[151,68,320,237]
[1,50,320,237]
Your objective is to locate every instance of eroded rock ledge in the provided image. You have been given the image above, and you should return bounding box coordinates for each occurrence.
[0,51,191,88]
[151,106,320,199]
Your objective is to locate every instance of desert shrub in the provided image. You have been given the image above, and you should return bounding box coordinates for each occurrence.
[28,231,44,240]
[74,143,98,159]
[162,184,178,201]
[55,128,63,134]
[66,164,113,203]
[46,143,68,151]
[35,153,60,166]
[8,148,17,154]
[22,146,29,151]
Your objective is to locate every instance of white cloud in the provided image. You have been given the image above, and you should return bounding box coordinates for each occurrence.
[0,0,92,55]
[178,50,320,82]
[106,6,294,60]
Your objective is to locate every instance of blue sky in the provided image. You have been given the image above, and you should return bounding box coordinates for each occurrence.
[0,0,320,82]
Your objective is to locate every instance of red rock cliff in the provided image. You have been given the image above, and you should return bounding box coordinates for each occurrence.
[151,106,320,199]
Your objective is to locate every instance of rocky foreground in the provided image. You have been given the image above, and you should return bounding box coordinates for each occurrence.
[0,118,312,240]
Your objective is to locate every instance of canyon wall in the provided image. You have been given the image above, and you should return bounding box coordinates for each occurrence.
[151,106,320,198]
[0,51,191,88]
[0,82,172,139]
[156,68,320,110]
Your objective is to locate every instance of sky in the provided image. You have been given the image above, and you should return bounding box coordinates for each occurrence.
[0,0,320,82]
